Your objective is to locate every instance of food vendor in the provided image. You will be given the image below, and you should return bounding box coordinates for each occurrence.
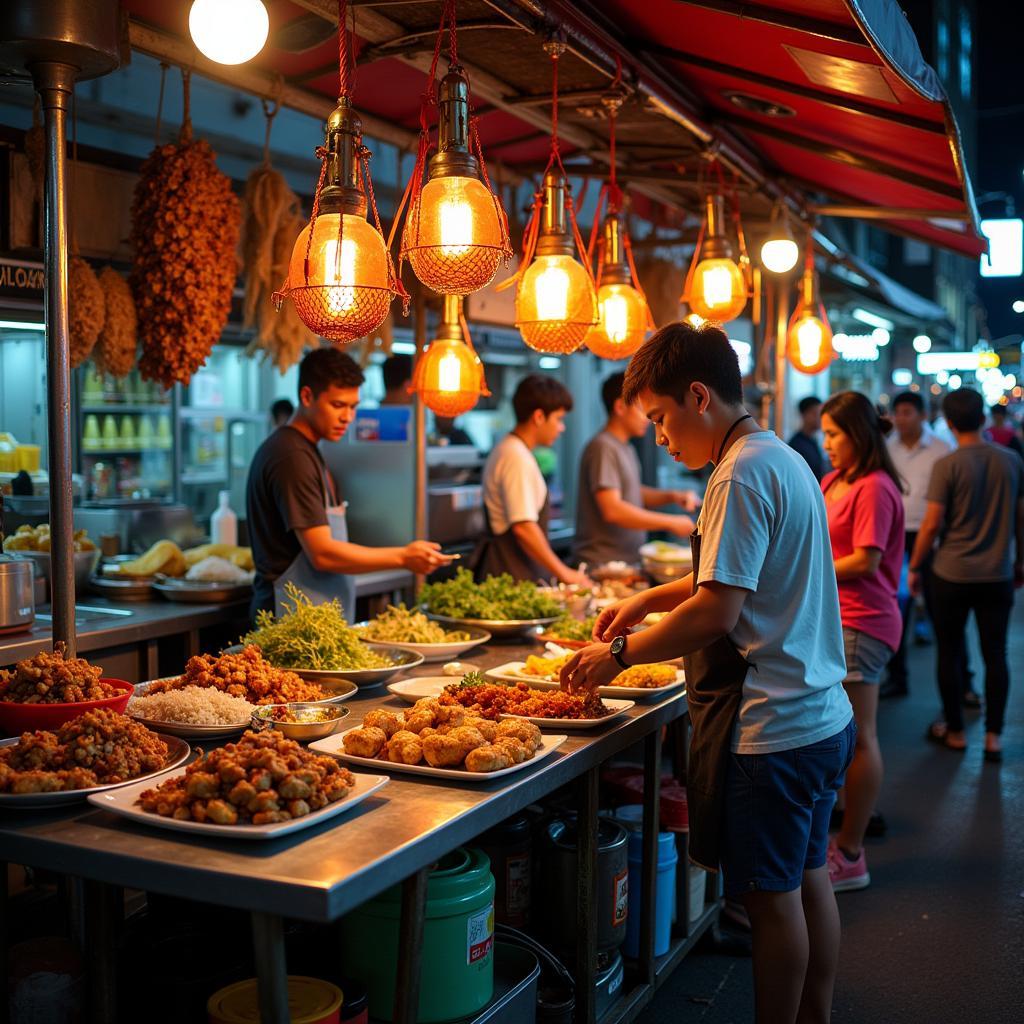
[574,371,699,567]
[473,374,590,585]
[380,354,413,406]
[246,347,451,620]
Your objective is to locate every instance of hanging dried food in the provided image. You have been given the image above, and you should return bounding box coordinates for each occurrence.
[241,163,315,372]
[93,267,138,377]
[130,72,241,388]
[69,256,105,368]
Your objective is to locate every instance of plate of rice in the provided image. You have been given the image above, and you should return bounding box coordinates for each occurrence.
[128,682,256,739]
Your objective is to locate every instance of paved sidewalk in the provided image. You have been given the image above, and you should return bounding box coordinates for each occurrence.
[640,597,1024,1023]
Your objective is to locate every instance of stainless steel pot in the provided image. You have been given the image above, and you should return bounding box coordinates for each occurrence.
[0,557,35,633]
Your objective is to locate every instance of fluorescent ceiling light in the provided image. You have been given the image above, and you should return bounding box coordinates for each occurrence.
[538,357,562,370]
[851,308,895,331]
[0,320,45,331]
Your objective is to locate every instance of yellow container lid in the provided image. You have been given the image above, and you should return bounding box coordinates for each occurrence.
[207,976,343,1024]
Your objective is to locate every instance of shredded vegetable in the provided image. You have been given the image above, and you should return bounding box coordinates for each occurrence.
[355,604,471,644]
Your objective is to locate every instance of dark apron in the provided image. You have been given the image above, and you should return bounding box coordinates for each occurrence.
[469,493,552,582]
[682,526,750,872]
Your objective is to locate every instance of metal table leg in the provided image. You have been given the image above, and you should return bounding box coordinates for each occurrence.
[251,911,289,1024]
[638,728,663,985]
[0,862,8,1024]
[83,879,121,1024]
[575,767,599,1023]
[392,867,429,1024]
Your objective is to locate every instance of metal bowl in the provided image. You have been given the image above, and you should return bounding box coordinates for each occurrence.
[251,702,350,741]
[153,575,252,604]
[425,610,559,640]
[21,549,100,593]
[641,557,693,585]
[224,644,423,689]
[353,622,491,663]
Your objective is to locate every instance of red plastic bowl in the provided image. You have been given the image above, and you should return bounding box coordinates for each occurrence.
[0,679,135,737]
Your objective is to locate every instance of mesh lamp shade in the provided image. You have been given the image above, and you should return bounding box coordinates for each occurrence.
[585,282,648,359]
[516,254,596,354]
[404,175,506,295]
[787,311,833,374]
[414,337,488,416]
[689,257,747,323]
[285,213,393,343]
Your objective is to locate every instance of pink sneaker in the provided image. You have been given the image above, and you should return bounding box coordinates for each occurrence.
[827,839,871,892]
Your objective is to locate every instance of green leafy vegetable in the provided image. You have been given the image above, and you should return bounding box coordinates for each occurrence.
[548,614,598,642]
[420,568,561,620]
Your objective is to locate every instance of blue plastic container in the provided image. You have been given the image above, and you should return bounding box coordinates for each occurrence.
[623,829,678,958]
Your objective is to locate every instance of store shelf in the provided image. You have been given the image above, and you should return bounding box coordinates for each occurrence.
[81,447,171,456]
[81,403,172,414]
[181,471,228,484]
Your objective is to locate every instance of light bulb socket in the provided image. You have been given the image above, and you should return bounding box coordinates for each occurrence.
[800,266,817,307]
[599,211,632,286]
[436,294,464,341]
[535,168,575,257]
[701,193,734,261]
[428,64,481,181]
[320,97,368,218]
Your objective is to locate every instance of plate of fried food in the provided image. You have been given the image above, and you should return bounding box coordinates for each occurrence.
[311,702,566,781]
[0,708,189,808]
[486,653,686,699]
[89,728,388,839]
[438,678,633,730]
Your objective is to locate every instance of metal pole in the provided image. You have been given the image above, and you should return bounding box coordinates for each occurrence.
[251,911,290,1024]
[33,60,77,654]
[774,277,790,438]
[413,289,428,588]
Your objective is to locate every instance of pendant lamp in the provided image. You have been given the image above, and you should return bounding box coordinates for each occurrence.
[274,0,402,343]
[760,200,800,274]
[786,235,833,374]
[398,1,512,295]
[507,40,597,354]
[684,193,748,324]
[412,294,490,416]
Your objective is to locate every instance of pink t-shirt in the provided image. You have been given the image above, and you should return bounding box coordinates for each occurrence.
[822,469,905,651]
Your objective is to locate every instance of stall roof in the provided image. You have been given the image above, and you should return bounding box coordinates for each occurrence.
[123,0,984,256]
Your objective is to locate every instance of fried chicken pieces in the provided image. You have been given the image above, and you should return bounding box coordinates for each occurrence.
[0,709,168,794]
[139,729,355,825]
[343,698,542,773]
[0,645,117,704]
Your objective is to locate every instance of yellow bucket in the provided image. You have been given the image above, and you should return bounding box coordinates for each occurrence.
[207,976,343,1024]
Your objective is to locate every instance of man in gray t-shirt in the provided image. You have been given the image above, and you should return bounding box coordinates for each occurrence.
[909,389,1024,756]
[573,372,697,566]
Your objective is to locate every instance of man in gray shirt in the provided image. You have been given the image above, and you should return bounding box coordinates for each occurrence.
[573,372,697,566]
[909,388,1024,761]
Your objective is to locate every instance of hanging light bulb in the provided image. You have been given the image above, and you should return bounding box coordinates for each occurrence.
[402,63,511,295]
[413,294,490,416]
[760,201,800,274]
[189,0,269,65]
[786,240,833,374]
[516,168,598,353]
[276,97,397,343]
[686,194,747,323]
[585,209,651,359]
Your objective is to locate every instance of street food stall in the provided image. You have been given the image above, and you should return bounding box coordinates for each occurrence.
[0,1,985,1023]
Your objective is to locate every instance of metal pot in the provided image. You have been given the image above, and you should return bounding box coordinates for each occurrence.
[0,557,35,633]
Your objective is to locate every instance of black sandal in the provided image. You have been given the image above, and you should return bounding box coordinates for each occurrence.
[926,722,967,752]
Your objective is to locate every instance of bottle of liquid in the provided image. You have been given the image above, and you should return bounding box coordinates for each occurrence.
[210,490,237,546]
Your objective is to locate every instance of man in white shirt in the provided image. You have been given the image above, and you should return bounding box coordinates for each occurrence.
[884,391,950,697]
[475,374,590,585]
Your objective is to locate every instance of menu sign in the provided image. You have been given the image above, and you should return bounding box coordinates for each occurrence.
[0,258,44,302]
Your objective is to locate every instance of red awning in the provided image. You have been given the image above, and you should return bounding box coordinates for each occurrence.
[124,0,984,256]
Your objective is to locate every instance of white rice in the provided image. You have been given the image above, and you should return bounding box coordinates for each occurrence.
[127,685,254,725]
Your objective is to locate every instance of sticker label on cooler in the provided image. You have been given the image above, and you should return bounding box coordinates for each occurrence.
[612,869,628,927]
[467,903,495,965]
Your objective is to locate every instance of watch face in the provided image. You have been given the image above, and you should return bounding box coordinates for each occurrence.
[611,636,625,655]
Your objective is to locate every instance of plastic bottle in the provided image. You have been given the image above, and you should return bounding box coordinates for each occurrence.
[210,490,237,546]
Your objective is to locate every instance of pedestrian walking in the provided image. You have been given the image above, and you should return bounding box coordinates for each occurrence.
[820,392,905,891]
[788,395,826,480]
[909,389,1024,761]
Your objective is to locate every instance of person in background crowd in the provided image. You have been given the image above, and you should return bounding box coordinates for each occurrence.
[270,397,294,429]
[909,389,1024,762]
[380,354,413,406]
[432,415,475,448]
[883,391,951,698]
[563,323,853,1024]
[474,375,590,586]
[821,392,905,892]
[930,398,957,449]
[985,403,1024,459]
[574,371,699,567]
[788,395,825,480]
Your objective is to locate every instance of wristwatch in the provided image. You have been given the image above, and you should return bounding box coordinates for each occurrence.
[610,635,630,670]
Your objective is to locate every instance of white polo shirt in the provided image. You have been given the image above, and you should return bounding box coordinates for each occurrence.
[482,434,548,536]
[886,424,951,531]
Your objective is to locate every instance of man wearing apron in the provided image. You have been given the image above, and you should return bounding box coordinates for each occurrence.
[246,348,450,622]
[473,374,590,585]
[562,322,854,1024]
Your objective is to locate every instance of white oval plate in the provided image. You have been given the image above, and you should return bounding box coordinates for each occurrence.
[497,698,635,730]
[386,677,453,703]
[87,772,389,840]
[354,623,491,663]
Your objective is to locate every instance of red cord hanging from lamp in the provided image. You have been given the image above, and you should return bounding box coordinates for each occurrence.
[584,69,654,360]
[274,0,405,343]
[499,37,597,355]
[392,0,512,296]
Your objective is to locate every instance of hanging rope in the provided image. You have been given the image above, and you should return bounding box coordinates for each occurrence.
[180,68,193,143]
[260,95,280,166]
[153,62,169,145]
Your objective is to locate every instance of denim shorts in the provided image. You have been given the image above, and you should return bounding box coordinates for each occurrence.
[843,627,893,685]
[720,718,856,899]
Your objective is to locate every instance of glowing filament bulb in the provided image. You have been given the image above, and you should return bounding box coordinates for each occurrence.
[439,197,474,257]
[437,349,463,393]
[535,264,571,321]
[702,264,735,309]
[324,237,357,314]
[602,292,630,344]
[796,317,825,368]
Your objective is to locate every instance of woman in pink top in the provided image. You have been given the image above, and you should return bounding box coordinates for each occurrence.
[820,391,905,894]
